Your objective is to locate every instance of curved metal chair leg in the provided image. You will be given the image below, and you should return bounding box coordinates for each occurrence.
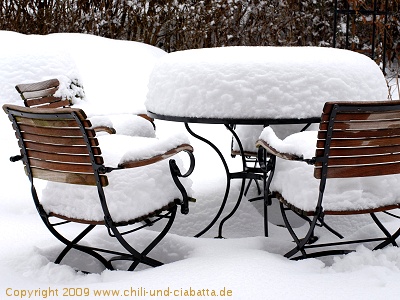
[371,212,400,249]
[106,205,177,271]
[42,219,114,270]
[280,202,307,258]
[32,184,114,270]
[54,224,96,264]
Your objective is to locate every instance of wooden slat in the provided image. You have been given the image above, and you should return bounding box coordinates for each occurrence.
[315,153,400,167]
[322,101,400,114]
[29,158,94,173]
[26,149,103,164]
[25,96,63,107]
[320,110,400,122]
[314,161,400,179]
[22,140,101,155]
[316,136,400,148]
[22,86,59,100]
[17,124,95,138]
[15,116,92,128]
[38,99,71,108]
[319,119,400,131]
[18,123,84,137]
[21,132,98,146]
[315,144,400,157]
[3,104,88,121]
[317,128,400,139]
[28,167,108,186]
[16,78,59,93]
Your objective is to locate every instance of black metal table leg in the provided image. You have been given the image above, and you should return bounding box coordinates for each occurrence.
[215,125,249,238]
[185,123,233,238]
[186,123,266,238]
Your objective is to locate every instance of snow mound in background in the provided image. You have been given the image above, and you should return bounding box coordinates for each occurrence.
[0,31,167,115]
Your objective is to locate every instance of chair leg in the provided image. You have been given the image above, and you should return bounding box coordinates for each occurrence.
[107,205,178,271]
[280,202,328,259]
[280,202,308,258]
[32,184,114,270]
[371,212,400,249]
[282,209,400,259]
[54,224,96,264]
[244,159,262,197]
[41,217,114,270]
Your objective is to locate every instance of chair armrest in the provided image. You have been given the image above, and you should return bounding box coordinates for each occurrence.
[89,116,116,134]
[137,113,156,130]
[118,144,194,169]
[255,126,312,161]
[118,143,195,215]
[92,126,116,134]
[256,139,303,161]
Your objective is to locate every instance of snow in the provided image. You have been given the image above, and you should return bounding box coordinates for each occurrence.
[1,31,400,300]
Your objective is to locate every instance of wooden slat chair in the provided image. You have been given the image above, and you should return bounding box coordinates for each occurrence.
[3,104,195,272]
[15,78,156,135]
[256,100,400,260]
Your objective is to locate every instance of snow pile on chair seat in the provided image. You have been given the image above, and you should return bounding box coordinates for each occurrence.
[261,129,400,212]
[41,134,192,223]
[146,46,388,119]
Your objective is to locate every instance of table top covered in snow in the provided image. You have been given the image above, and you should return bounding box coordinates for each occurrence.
[145,46,388,121]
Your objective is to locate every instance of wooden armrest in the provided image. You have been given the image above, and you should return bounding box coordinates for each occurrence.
[256,139,303,161]
[92,126,116,134]
[137,113,156,130]
[118,144,193,169]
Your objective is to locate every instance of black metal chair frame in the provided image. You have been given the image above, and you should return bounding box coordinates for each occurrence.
[4,104,195,271]
[258,101,400,260]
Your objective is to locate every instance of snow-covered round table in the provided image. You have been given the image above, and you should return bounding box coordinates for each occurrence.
[146,46,387,120]
[145,46,388,237]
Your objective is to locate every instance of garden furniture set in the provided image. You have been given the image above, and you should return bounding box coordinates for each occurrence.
[3,46,400,270]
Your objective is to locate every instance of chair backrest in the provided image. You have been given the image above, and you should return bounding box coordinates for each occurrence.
[315,100,400,179]
[3,104,108,186]
[15,78,156,129]
[15,78,72,108]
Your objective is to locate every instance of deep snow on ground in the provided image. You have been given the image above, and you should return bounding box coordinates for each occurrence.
[1,31,400,300]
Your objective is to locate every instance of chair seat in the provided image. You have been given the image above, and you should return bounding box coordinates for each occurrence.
[269,131,400,214]
[41,134,193,223]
